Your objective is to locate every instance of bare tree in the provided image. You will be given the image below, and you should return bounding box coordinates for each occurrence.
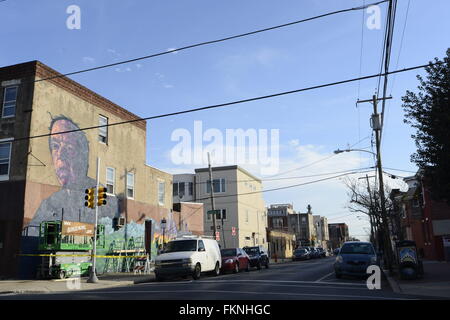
[343,176,394,250]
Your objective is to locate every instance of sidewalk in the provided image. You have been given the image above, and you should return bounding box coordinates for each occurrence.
[386,261,450,299]
[269,258,293,264]
[0,273,155,295]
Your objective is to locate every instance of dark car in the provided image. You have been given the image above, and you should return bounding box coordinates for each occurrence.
[334,242,378,279]
[243,246,269,270]
[316,247,326,258]
[308,247,320,259]
[220,248,250,273]
[292,248,310,261]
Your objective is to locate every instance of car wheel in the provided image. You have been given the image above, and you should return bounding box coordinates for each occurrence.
[58,270,66,280]
[213,262,220,276]
[233,262,239,274]
[335,272,342,279]
[155,274,165,282]
[192,263,201,280]
[245,262,250,272]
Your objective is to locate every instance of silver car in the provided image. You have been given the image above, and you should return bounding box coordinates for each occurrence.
[334,242,378,278]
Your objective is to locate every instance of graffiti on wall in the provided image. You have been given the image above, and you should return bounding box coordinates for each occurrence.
[27,116,118,235]
[25,115,178,266]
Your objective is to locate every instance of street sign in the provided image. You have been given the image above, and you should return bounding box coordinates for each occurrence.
[207,210,221,215]
[232,227,236,236]
[215,232,220,241]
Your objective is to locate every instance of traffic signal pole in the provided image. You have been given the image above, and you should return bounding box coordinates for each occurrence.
[88,157,100,283]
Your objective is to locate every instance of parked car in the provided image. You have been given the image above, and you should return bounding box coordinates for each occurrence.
[308,247,320,259]
[334,241,378,279]
[154,236,221,281]
[292,248,310,261]
[220,248,250,273]
[316,247,326,258]
[243,245,269,270]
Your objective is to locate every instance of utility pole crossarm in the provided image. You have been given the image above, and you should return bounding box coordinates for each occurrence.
[356,96,392,104]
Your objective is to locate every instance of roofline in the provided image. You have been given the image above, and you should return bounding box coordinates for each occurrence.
[0,60,146,131]
[195,165,262,182]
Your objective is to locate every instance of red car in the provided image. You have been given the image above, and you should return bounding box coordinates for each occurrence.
[220,248,250,273]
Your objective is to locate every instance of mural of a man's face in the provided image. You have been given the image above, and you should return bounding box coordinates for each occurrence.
[49,119,89,187]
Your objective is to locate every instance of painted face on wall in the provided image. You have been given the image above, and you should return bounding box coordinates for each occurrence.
[49,119,89,187]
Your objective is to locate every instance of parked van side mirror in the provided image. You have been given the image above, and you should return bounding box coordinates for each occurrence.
[198,247,206,252]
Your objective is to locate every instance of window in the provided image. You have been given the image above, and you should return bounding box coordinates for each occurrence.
[2,87,18,118]
[188,182,193,196]
[197,240,205,251]
[0,141,12,179]
[174,182,191,197]
[173,182,178,196]
[98,115,108,144]
[126,172,134,199]
[158,180,165,205]
[206,178,226,193]
[106,167,115,194]
[178,182,185,197]
[207,209,226,221]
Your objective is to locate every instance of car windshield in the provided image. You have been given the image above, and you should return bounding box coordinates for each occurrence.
[244,247,259,255]
[164,240,197,253]
[340,243,374,255]
[296,249,306,254]
[221,249,237,257]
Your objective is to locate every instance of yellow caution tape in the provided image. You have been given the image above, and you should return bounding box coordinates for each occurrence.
[17,253,148,259]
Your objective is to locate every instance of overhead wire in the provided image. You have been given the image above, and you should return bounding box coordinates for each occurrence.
[31,0,390,84]
[11,61,443,145]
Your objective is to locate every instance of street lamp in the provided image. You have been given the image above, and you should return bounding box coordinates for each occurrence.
[333,148,376,156]
[160,218,167,250]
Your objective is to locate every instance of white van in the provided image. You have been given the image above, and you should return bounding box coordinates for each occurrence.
[154,236,221,281]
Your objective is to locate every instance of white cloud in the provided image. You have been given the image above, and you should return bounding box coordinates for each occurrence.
[82,56,95,64]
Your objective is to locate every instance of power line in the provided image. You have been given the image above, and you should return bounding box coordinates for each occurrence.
[387,0,411,96]
[190,166,375,185]
[12,60,444,144]
[266,136,370,178]
[32,0,389,84]
[382,167,416,174]
[194,169,375,202]
[172,170,375,229]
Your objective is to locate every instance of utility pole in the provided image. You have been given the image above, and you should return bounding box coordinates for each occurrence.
[357,95,394,273]
[207,153,218,242]
[87,157,100,283]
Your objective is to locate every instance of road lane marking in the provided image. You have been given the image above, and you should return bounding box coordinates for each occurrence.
[315,272,335,282]
[49,289,414,300]
[196,279,367,286]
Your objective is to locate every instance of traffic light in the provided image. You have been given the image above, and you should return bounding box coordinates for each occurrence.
[97,187,107,206]
[85,188,95,208]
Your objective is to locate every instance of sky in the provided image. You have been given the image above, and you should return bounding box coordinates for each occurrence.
[2,0,450,241]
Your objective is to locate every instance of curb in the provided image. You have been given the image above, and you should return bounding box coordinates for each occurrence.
[382,269,402,294]
[133,277,155,284]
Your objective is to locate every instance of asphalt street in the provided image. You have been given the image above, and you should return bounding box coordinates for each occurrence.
[0,257,432,300]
